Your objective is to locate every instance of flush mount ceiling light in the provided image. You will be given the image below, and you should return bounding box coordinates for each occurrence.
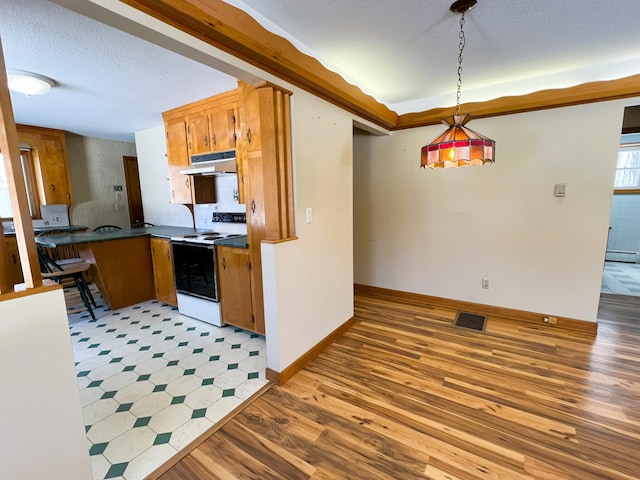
[7,71,56,96]
[421,0,495,169]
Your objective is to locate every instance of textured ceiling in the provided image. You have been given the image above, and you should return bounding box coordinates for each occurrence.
[1,0,237,142]
[227,0,640,113]
[2,0,640,142]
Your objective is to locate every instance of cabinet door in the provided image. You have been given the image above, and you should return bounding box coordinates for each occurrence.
[4,237,24,286]
[38,134,72,205]
[150,237,177,306]
[217,246,255,332]
[209,103,237,152]
[165,119,193,204]
[238,86,261,153]
[187,112,211,155]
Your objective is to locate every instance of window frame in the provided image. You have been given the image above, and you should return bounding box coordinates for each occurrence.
[614,142,640,193]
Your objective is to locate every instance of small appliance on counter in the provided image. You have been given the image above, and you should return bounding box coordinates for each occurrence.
[35,204,70,228]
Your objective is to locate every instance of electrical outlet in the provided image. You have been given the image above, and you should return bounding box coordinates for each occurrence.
[481,278,489,289]
[306,207,313,223]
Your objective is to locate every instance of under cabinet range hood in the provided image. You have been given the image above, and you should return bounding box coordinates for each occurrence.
[180,149,237,176]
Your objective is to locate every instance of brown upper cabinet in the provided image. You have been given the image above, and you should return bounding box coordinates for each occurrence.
[16,125,73,208]
[163,90,239,205]
[162,82,295,335]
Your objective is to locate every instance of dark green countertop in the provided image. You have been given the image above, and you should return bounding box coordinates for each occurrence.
[214,235,248,248]
[35,226,211,247]
[3,225,88,237]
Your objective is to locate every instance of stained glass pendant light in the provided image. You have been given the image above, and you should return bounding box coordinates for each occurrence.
[421,0,495,169]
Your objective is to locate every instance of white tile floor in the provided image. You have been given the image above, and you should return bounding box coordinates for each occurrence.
[66,291,268,480]
[601,261,640,296]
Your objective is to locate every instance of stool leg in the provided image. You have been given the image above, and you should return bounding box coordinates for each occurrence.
[74,275,95,320]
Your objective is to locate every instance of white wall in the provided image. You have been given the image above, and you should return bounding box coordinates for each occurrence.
[0,289,92,480]
[262,90,354,371]
[134,125,193,227]
[354,99,635,322]
[67,133,137,229]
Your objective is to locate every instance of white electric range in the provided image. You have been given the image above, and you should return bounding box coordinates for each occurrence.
[169,211,247,326]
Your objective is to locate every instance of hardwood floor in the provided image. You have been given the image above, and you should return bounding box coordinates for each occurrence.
[157,292,640,479]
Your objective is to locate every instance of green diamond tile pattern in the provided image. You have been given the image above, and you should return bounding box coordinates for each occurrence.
[154,432,172,445]
[105,462,128,478]
[67,296,267,480]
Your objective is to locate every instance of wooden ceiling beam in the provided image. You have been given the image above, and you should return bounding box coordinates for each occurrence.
[396,74,640,129]
[120,0,640,131]
[119,0,399,129]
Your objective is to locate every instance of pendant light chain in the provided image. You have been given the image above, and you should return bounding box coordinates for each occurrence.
[420,0,495,169]
[456,11,466,116]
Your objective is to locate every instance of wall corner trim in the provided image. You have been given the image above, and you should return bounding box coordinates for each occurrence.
[266,316,357,385]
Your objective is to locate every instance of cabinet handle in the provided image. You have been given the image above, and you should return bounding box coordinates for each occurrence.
[185,179,190,188]
[221,258,226,270]
[233,133,237,145]
[204,135,208,147]
[11,254,17,264]
[166,250,170,259]
[51,184,56,191]
[247,128,252,144]
[212,133,216,146]
[188,141,192,150]
[250,199,256,214]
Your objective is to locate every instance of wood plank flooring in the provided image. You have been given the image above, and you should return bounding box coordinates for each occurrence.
[157,292,640,479]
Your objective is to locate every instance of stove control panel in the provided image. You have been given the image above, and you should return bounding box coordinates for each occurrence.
[212,212,246,223]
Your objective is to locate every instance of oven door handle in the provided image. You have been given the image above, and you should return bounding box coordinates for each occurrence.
[169,241,215,250]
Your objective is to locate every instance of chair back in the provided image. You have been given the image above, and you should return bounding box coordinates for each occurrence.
[37,248,64,274]
[132,222,154,228]
[94,225,122,232]
[36,229,82,263]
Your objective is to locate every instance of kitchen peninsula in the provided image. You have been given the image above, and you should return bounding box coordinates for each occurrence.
[35,226,217,310]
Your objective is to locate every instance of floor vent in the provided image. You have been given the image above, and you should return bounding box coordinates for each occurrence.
[454,312,486,331]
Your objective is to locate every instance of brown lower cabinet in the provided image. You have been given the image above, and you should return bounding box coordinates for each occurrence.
[4,236,24,286]
[216,245,257,333]
[150,237,177,306]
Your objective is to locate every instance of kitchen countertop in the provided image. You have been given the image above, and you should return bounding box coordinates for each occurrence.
[35,226,213,247]
[214,235,248,248]
[3,225,88,236]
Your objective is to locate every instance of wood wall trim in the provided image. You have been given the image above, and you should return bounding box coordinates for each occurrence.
[261,236,298,244]
[354,284,598,335]
[266,316,357,385]
[119,0,398,129]
[122,0,640,131]
[0,282,61,302]
[0,41,42,292]
[395,74,640,129]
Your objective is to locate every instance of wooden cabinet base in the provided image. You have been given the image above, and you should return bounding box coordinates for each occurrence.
[217,246,259,333]
[150,237,177,306]
[78,236,154,310]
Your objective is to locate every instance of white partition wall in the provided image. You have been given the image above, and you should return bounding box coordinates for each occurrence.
[354,99,635,323]
[262,90,354,372]
[0,289,92,480]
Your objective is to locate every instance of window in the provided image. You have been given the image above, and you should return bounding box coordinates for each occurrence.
[614,144,640,190]
[0,149,41,219]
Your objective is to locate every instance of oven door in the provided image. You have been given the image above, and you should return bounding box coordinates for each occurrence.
[170,242,217,301]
